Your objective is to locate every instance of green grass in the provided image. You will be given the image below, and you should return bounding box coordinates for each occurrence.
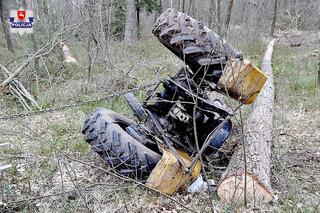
[292,74,317,93]
[73,140,90,153]
[272,45,319,109]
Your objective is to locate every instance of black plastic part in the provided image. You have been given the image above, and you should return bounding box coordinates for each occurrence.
[124,93,147,121]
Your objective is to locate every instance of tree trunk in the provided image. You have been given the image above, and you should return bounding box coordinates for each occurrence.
[22,0,27,8]
[101,0,108,42]
[224,0,234,34]
[124,0,138,43]
[187,0,191,14]
[241,2,247,23]
[31,33,40,72]
[318,0,320,29]
[217,40,276,205]
[155,0,162,22]
[137,4,140,39]
[317,62,320,86]
[43,0,48,14]
[187,0,193,16]
[87,38,92,81]
[181,0,185,13]
[28,0,39,73]
[270,0,278,37]
[216,0,221,34]
[208,0,215,29]
[0,0,14,53]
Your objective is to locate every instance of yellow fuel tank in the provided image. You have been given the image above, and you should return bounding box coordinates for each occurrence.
[146,149,201,196]
[218,59,267,104]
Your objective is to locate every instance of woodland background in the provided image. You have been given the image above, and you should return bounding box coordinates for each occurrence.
[0,0,320,212]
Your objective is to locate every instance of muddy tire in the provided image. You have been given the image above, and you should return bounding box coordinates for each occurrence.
[153,8,242,82]
[82,108,161,177]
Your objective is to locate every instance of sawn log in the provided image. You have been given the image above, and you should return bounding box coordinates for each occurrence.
[217,39,276,205]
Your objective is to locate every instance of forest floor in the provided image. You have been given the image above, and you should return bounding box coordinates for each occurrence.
[0,30,319,212]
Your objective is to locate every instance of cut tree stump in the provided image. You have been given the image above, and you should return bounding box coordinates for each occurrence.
[60,42,78,63]
[217,39,276,205]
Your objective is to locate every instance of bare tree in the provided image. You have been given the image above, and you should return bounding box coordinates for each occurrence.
[224,0,234,34]
[318,0,320,28]
[208,0,215,28]
[181,0,185,13]
[177,0,180,11]
[31,34,40,72]
[216,0,221,33]
[154,0,162,22]
[187,0,193,16]
[124,0,139,43]
[270,0,278,36]
[318,62,320,86]
[0,0,14,53]
[101,0,108,42]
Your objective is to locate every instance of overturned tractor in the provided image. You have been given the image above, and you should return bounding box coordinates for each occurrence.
[82,9,267,195]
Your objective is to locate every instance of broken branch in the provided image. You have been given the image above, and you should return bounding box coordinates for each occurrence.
[0,23,82,89]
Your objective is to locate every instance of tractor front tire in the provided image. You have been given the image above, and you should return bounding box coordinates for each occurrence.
[82,108,161,177]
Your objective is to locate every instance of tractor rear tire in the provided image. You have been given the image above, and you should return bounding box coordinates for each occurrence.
[82,108,161,177]
[153,8,242,82]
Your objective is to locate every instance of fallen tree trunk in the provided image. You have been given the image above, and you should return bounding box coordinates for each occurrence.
[217,39,276,205]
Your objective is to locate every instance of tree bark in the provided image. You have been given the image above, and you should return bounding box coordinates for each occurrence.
[187,0,191,14]
[187,0,193,16]
[31,33,40,72]
[181,0,185,13]
[224,0,234,34]
[317,62,320,86]
[208,0,215,29]
[155,0,162,22]
[318,0,320,29]
[270,0,278,37]
[216,0,221,34]
[101,0,108,42]
[0,0,14,53]
[217,40,276,205]
[124,0,139,43]
[137,4,140,39]
[241,2,247,23]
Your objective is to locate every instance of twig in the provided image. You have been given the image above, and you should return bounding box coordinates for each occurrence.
[283,32,303,47]
[0,23,82,88]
